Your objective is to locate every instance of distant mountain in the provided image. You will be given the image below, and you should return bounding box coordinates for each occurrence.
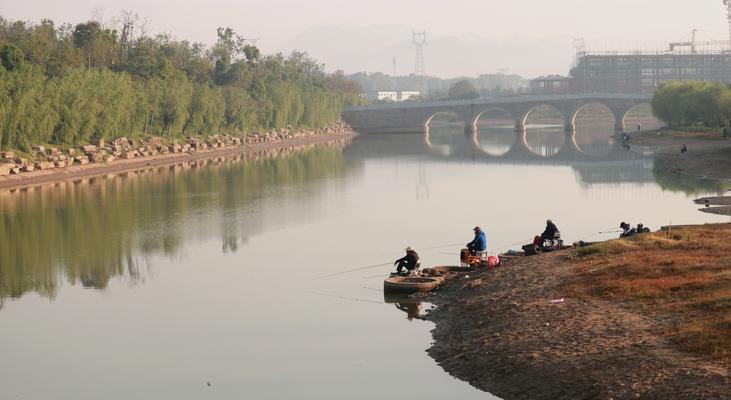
[279,25,574,78]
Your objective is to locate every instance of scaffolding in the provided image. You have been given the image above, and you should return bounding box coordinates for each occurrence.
[568,2,731,94]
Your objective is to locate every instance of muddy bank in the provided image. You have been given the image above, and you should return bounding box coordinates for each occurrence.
[0,124,355,191]
[632,130,731,181]
[424,241,730,399]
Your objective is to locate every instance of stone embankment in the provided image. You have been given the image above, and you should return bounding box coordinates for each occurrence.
[0,122,354,190]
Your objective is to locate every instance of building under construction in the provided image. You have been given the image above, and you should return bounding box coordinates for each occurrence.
[567,1,731,94]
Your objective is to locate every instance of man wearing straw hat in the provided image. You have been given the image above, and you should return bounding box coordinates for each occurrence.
[394,247,421,276]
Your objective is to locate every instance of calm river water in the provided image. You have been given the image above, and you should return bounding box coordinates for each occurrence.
[1,119,728,399]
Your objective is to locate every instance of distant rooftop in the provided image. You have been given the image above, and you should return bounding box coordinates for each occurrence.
[531,75,571,82]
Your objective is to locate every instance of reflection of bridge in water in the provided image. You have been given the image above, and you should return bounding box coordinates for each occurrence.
[342,93,652,134]
[344,132,656,186]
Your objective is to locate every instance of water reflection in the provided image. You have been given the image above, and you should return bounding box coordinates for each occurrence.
[1,126,726,400]
[0,140,352,302]
[524,125,565,157]
[385,294,425,321]
[652,160,728,195]
[475,127,515,156]
[2,129,727,305]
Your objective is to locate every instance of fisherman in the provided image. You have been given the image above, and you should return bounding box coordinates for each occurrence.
[540,219,559,245]
[620,222,636,238]
[466,226,487,256]
[637,223,651,233]
[394,247,420,276]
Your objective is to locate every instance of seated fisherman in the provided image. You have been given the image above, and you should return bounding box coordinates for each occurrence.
[636,223,650,233]
[540,219,559,244]
[467,226,487,256]
[394,247,420,275]
[619,222,636,238]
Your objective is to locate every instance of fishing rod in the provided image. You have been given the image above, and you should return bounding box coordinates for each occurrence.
[309,261,393,281]
[418,242,466,251]
[312,242,465,282]
[493,237,535,252]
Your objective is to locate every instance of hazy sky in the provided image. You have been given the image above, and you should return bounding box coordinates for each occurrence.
[2,1,729,77]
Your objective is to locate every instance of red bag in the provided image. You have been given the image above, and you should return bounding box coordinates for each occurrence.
[487,255,500,268]
[533,235,542,246]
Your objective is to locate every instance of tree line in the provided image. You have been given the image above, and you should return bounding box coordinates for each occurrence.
[346,71,527,101]
[652,81,731,128]
[0,15,363,151]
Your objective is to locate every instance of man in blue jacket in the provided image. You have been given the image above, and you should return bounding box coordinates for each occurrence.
[467,226,487,255]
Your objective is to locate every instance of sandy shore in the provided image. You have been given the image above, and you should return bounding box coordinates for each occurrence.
[0,131,356,191]
[424,248,730,399]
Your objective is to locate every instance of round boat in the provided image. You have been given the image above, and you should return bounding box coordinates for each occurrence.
[383,276,440,295]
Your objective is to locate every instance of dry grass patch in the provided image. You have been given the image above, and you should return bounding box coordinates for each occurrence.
[566,224,731,363]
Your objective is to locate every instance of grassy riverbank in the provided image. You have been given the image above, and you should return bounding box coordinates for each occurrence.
[425,225,730,399]
[570,226,731,363]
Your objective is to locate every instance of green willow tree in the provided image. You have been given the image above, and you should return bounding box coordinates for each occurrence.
[0,15,365,151]
[652,81,731,128]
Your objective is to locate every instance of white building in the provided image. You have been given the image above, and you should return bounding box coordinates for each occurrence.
[399,91,420,101]
[362,90,421,102]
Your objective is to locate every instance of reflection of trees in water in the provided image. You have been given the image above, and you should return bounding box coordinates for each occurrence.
[0,140,351,302]
[652,158,727,195]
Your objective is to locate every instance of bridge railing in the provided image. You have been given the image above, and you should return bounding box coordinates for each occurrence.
[342,93,652,112]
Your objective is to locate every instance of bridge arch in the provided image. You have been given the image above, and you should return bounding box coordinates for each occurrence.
[620,102,661,133]
[470,107,518,156]
[423,111,470,156]
[470,106,517,132]
[518,104,569,158]
[423,111,469,130]
[570,102,617,157]
[518,103,570,131]
[570,102,616,127]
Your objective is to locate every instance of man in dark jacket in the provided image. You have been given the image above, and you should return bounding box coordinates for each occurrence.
[467,226,487,255]
[394,247,420,275]
[540,219,559,243]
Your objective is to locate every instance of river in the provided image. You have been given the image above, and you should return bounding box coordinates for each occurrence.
[0,118,727,399]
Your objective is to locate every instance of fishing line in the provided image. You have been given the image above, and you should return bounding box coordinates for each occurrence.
[362,274,388,279]
[305,290,384,305]
[309,262,392,281]
[493,237,535,252]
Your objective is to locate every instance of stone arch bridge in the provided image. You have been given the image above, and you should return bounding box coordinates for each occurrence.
[341,93,653,134]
